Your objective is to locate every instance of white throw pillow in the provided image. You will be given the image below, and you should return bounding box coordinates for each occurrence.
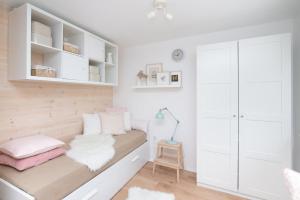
[98,112,126,135]
[131,119,149,133]
[284,168,300,200]
[83,114,101,135]
[123,112,131,131]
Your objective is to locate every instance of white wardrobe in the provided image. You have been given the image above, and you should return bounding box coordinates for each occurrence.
[196,34,292,200]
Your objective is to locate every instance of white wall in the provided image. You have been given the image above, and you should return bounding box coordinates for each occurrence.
[114,20,294,172]
[293,16,300,170]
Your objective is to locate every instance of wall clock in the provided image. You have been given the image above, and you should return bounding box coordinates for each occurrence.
[172,49,184,62]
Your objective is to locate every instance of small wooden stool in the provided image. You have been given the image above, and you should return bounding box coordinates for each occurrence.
[152,140,183,182]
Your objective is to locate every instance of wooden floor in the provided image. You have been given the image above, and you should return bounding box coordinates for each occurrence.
[113,162,245,200]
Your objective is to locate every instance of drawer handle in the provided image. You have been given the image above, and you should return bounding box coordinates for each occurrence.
[82,189,98,200]
[131,155,140,162]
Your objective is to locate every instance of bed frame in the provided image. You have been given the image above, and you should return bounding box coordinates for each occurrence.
[0,142,149,200]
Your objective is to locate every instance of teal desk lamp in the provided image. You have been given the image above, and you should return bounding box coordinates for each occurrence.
[155,107,180,144]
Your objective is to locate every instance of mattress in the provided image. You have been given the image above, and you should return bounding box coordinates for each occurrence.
[0,130,147,200]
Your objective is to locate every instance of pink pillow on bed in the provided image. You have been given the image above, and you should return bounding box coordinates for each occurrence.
[0,135,65,159]
[0,148,65,171]
[105,107,131,131]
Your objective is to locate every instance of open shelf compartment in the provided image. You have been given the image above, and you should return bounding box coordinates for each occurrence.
[63,24,84,56]
[89,60,105,83]
[31,48,60,78]
[31,8,63,49]
[105,42,117,65]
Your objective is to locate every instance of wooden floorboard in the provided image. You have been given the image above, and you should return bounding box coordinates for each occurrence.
[112,162,246,200]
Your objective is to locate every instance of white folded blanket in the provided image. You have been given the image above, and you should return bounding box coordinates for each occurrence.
[66,134,115,171]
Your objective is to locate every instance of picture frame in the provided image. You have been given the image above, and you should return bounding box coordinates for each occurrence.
[170,71,182,86]
[146,63,163,85]
[157,72,170,85]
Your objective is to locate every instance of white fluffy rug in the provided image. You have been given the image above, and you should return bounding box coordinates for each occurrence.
[127,187,175,200]
[66,134,115,171]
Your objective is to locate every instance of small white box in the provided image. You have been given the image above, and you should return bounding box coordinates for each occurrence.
[32,21,51,37]
[32,33,53,47]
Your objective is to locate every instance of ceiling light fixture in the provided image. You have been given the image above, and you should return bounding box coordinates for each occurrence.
[147,0,173,20]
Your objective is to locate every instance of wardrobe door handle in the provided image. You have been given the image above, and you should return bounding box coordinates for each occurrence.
[240,115,244,118]
[233,114,237,118]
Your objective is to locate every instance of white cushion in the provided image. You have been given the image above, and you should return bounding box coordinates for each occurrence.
[284,168,300,200]
[131,119,149,133]
[83,114,101,135]
[123,112,132,131]
[98,112,126,135]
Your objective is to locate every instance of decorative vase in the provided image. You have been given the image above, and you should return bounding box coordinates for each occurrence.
[106,52,113,64]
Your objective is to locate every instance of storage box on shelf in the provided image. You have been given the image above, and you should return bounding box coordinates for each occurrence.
[63,42,80,55]
[8,3,118,86]
[31,65,56,78]
[32,21,53,47]
[31,47,59,78]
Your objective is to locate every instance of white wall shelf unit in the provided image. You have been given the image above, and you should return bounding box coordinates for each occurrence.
[8,3,118,86]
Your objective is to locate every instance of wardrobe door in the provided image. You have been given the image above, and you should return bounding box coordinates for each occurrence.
[197,42,238,191]
[239,34,292,200]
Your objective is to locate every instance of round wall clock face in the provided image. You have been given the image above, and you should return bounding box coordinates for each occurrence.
[172,49,184,62]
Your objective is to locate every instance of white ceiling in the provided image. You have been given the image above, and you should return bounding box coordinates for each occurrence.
[4,0,300,47]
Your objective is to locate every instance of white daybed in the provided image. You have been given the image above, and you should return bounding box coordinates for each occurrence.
[0,130,149,200]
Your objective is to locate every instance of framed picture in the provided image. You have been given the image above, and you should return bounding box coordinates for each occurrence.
[157,72,170,85]
[146,63,163,85]
[170,71,182,86]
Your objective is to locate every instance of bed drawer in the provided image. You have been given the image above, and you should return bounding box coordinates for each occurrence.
[63,142,149,200]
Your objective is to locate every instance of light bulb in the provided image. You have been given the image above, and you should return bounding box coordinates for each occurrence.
[165,13,173,20]
[147,11,156,19]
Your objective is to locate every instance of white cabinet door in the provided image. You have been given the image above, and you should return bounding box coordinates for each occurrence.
[84,33,105,62]
[239,34,292,200]
[60,52,89,81]
[197,41,239,191]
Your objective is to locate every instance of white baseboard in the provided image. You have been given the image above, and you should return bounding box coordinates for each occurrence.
[197,182,263,200]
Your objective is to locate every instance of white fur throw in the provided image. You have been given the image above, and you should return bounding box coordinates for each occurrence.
[66,134,115,171]
[284,168,300,200]
[127,187,175,200]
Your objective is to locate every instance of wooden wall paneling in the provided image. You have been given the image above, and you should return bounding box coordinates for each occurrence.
[0,2,113,143]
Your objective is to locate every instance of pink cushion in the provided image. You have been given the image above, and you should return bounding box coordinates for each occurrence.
[0,135,65,159]
[105,107,131,131]
[0,148,65,171]
[98,112,126,135]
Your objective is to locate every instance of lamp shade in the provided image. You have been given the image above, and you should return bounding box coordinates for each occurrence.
[155,110,165,119]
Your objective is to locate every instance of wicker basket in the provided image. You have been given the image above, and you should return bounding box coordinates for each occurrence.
[64,42,80,54]
[31,65,56,78]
